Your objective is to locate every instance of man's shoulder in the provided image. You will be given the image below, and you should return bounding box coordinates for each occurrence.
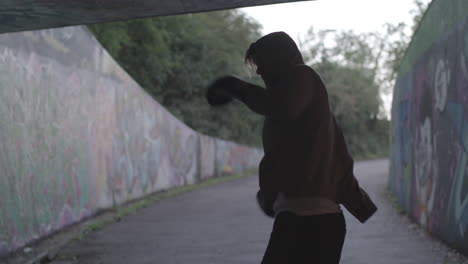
[294,64,313,73]
[293,64,322,82]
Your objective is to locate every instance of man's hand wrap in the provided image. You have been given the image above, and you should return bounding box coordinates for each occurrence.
[206,76,241,106]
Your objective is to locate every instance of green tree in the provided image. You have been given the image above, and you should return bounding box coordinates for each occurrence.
[301,28,390,158]
[298,0,431,159]
[383,0,431,93]
[88,10,264,147]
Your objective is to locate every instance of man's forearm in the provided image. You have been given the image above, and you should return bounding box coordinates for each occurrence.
[228,80,269,115]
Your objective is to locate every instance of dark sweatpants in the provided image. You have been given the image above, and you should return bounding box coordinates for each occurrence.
[261,212,346,264]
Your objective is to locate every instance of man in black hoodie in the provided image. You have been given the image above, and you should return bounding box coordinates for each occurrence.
[206,32,377,264]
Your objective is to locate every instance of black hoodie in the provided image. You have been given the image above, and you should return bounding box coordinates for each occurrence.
[252,32,377,223]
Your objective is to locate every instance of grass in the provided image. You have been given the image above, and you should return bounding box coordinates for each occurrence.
[75,168,258,240]
[40,169,258,262]
[383,185,406,215]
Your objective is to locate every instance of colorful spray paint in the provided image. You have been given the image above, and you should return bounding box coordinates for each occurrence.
[390,0,468,255]
[0,27,263,257]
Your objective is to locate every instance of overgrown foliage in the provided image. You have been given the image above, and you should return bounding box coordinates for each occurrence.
[88,2,429,159]
[88,11,264,147]
[301,29,390,158]
[296,0,430,158]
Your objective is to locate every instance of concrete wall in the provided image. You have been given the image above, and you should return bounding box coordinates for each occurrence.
[389,0,468,255]
[0,26,263,257]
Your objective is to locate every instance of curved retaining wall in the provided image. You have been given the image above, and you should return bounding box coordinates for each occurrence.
[0,26,262,257]
[389,0,468,255]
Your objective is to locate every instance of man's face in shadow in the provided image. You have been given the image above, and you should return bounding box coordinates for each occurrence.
[255,56,282,87]
[247,31,304,88]
[255,62,270,84]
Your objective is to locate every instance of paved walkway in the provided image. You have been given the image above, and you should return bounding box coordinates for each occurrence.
[49,160,467,264]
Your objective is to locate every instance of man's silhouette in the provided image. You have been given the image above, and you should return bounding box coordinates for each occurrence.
[206,32,377,264]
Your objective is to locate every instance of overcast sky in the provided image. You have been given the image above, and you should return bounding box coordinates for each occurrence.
[240,0,431,43]
[240,0,432,117]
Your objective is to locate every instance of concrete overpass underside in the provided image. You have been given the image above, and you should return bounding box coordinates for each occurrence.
[0,0,312,33]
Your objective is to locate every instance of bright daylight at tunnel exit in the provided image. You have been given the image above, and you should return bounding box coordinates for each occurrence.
[1,0,468,263]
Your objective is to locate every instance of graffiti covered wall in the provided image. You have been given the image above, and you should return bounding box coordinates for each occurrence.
[389,0,468,255]
[0,26,263,257]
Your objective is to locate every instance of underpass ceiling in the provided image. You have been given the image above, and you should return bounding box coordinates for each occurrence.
[0,0,313,33]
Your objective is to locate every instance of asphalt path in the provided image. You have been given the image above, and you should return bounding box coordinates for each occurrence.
[50,160,467,264]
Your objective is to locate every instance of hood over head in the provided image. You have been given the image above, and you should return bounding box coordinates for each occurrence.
[245,31,304,71]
